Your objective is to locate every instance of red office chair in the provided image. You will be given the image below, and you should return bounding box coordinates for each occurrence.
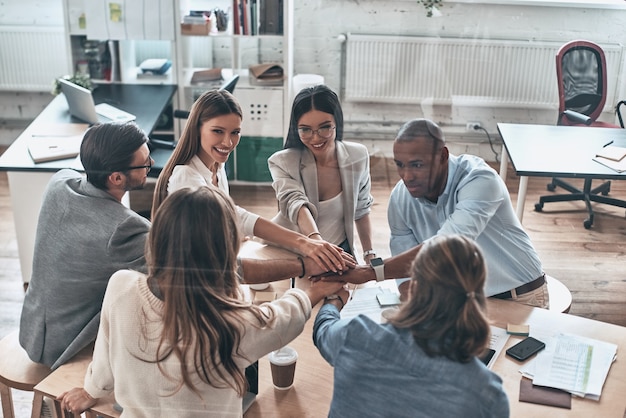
[535,40,625,229]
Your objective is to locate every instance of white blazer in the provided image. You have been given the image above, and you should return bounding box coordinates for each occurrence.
[268,141,373,254]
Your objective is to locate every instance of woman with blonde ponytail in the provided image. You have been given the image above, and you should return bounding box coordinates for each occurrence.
[314,234,509,418]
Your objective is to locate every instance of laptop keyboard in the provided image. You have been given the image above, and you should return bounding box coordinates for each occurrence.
[95,103,136,122]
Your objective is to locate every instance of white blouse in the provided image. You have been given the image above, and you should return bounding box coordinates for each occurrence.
[167,155,259,237]
[317,191,347,246]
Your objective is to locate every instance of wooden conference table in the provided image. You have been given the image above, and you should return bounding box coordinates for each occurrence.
[0,83,177,284]
[497,123,626,222]
[34,242,626,418]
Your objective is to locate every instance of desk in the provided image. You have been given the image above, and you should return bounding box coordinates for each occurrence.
[497,123,626,222]
[0,84,177,283]
[249,291,626,417]
[32,276,626,417]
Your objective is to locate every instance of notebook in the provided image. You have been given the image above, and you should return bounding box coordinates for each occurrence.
[58,78,136,124]
[595,144,626,162]
[27,123,89,163]
[28,136,83,163]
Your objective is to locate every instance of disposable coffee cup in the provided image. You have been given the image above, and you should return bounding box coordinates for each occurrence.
[268,346,298,390]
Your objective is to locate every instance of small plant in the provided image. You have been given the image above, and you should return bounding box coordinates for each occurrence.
[51,73,94,96]
[417,0,443,17]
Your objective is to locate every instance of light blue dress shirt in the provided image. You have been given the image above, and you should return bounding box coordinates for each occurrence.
[388,153,543,296]
[313,305,510,418]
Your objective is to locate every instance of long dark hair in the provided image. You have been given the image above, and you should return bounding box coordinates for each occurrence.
[389,234,490,363]
[284,84,344,149]
[147,186,268,396]
[152,90,242,218]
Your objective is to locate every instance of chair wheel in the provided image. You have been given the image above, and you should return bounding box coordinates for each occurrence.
[535,203,543,212]
[547,183,556,192]
[583,219,592,229]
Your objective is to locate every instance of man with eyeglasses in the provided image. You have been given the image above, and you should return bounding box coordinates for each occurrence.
[19,122,155,370]
[322,118,548,309]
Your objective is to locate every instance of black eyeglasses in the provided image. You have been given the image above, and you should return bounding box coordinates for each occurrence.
[125,158,153,173]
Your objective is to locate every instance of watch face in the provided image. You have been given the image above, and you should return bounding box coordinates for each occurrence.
[370,257,384,267]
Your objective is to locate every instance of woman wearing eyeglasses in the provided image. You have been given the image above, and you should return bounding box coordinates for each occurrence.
[268,85,375,261]
[152,89,349,274]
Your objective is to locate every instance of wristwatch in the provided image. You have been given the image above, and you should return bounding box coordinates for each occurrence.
[370,257,385,282]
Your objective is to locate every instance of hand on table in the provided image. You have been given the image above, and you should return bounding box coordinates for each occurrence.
[58,387,97,416]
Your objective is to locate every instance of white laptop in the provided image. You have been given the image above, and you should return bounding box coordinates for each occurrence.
[58,78,136,124]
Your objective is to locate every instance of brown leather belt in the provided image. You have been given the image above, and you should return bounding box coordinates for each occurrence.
[492,274,546,299]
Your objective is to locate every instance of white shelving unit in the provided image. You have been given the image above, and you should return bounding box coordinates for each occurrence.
[60,0,293,182]
[62,0,180,140]
[174,0,293,183]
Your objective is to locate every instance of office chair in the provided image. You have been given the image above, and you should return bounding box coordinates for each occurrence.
[616,100,626,128]
[148,74,240,178]
[534,40,624,229]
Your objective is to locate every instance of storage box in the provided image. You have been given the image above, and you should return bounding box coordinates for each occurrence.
[181,23,210,36]
[235,87,283,137]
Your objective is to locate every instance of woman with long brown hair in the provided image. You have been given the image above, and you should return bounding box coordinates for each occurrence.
[59,186,345,416]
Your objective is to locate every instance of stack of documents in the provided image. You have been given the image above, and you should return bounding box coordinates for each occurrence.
[520,333,617,400]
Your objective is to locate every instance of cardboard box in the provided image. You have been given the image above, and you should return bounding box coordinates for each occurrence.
[181,23,210,36]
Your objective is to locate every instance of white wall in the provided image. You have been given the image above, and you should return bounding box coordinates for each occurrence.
[2,0,626,159]
[292,1,626,151]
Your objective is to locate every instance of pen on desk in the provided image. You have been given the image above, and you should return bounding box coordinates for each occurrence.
[603,140,614,148]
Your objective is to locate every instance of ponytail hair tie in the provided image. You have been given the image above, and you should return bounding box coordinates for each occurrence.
[466,291,475,300]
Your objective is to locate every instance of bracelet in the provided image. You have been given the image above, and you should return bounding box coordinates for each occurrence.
[307,231,321,238]
[363,249,377,258]
[325,294,345,309]
[297,256,306,278]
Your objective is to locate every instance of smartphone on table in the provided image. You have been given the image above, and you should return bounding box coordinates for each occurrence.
[505,337,545,361]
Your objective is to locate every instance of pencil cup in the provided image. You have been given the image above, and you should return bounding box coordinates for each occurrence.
[268,346,298,390]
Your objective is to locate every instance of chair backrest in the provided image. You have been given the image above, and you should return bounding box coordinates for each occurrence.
[556,40,607,126]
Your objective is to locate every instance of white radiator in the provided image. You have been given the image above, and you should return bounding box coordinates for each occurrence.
[344,34,623,109]
[0,26,69,92]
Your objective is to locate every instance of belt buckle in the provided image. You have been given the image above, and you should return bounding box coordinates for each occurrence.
[510,288,518,299]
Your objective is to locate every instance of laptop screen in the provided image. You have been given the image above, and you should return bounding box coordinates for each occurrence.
[58,78,100,124]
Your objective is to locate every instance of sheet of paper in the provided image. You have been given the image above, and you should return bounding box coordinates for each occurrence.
[341,282,400,324]
[520,333,617,400]
[592,156,626,173]
[486,326,509,369]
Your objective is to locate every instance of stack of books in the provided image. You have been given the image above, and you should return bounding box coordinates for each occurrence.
[181,11,211,35]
